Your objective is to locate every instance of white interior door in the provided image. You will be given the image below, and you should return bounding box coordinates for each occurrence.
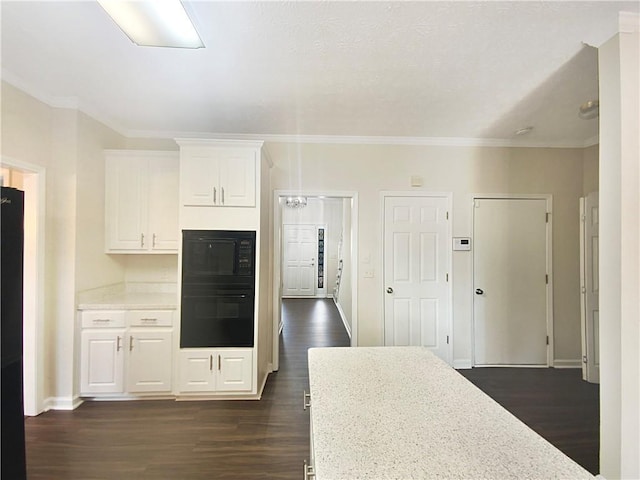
[581,192,600,383]
[383,195,450,363]
[473,198,549,366]
[282,225,316,297]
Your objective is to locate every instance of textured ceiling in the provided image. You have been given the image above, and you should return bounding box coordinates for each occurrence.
[1,1,638,146]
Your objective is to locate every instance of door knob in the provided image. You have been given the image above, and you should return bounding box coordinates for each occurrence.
[475,288,484,295]
[386,287,394,294]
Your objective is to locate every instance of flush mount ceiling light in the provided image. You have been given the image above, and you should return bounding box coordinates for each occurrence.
[98,0,204,49]
[515,126,534,136]
[579,100,599,120]
[285,196,308,208]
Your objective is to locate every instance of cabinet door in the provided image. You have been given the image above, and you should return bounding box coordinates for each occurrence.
[217,349,253,392]
[178,349,216,392]
[147,156,179,251]
[80,330,125,394]
[105,155,148,251]
[127,330,173,393]
[218,150,256,207]
[181,149,220,206]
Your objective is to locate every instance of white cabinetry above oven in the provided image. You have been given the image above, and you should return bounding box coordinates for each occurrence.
[104,150,179,254]
[180,145,256,207]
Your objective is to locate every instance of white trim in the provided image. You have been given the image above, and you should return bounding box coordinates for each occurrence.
[44,396,83,411]
[453,359,473,370]
[619,12,640,33]
[471,194,554,368]
[1,156,46,416]
[380,191,454,365]
[2,69,602,150]
[334,298,352,339]
[584,135,599,148]
[553,359,583,369]
[142,131,595,149]
[272,190,359,371]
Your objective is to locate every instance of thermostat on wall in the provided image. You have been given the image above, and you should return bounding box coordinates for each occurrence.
[453,237,471,251]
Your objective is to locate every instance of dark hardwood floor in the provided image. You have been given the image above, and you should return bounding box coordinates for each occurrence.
[460,366,600,475]
[24,301,599,478]
[24,299,350,480]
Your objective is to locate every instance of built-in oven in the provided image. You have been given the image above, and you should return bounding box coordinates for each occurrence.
[180,230,256,348]
[180,285,254,348]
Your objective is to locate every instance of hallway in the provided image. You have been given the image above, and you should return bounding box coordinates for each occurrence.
[24,298,350,480]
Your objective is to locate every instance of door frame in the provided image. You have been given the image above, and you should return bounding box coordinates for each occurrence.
[1,156,47,415]
[471,194,554,367]
[380,191,453,364]
[272,190,359,371]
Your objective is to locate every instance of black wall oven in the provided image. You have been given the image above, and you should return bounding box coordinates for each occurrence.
[180,230,256,348]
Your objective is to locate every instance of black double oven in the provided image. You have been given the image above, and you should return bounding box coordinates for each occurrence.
[180,230,256,348]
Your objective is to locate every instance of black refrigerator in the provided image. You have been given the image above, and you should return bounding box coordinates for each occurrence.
[1,186,27,479]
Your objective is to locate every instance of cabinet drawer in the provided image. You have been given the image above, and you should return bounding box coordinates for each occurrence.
[81,311,126,328]
[127,310,173,327]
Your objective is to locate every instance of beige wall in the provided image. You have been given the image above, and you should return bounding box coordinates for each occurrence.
[1,82,129,407]
[2,78,601,408]
[266,142,587,365]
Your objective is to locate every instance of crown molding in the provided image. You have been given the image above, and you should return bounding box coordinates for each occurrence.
[583,135,600,148]
[136,130,590,149]
[3,73,593,149]
[2,69,78,109]
[619,11,640,33]
[1,69,129,136]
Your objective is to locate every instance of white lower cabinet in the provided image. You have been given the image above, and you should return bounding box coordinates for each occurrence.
[79,309,174,397]
[80,329,126,394]
[127,329,173,393]
[178,348,253,393]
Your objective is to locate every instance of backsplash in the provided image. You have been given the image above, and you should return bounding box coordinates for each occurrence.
[124,254,179,284]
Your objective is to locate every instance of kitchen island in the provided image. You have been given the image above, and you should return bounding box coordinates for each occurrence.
[307,347,594,480]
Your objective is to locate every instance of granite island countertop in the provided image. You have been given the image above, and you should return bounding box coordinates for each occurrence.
[308,347,594,480]
[77,283,177,310]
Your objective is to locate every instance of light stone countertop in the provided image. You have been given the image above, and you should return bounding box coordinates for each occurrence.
[308,347,595,480]
[77,283,177,310]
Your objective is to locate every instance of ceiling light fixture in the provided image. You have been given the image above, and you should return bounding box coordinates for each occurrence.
[579,100,599,120]
[515,126,534,136]
[98,0,204,49]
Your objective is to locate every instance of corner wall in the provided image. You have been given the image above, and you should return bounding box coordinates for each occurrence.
[267,142,587,366]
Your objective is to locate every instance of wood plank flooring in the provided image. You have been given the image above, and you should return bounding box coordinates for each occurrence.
[459,366,600,475]
[24,299,350,480]
[25,300,599,478]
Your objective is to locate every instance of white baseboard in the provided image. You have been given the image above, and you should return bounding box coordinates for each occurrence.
[44,395,83,411]
[454,359,472,370]
[553,359,582,369]
[334,298,352,339]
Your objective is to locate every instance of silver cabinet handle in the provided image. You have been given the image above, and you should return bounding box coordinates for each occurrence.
[303,460,315,479]
[141,233,145,248]
[213,187,217,204]
[140,318,157,323]
[152,233,156,248]
[209,354,213,371]
[303,391,311,411]
[221,187,225,204]
[218,354,221,371]
[129,336,134,351]
[116,336,122,351]
[386,287,394,294]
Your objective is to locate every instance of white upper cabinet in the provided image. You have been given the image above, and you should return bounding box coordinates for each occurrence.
[180,145,256,207]
[105,150,179,253]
